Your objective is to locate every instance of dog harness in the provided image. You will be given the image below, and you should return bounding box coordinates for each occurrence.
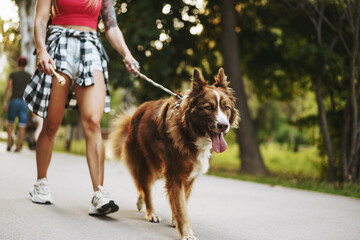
[51,0,103,29]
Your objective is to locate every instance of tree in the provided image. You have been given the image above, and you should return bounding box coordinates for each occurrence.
[1,1,36,71]
[218,0,267,174]
[239,0,360,183]
[14,0,36,73]
[295,0,339,182]
[293,0,360,183]
[328,0,360,183]
[106,1,206,102]
[0,18,21,69]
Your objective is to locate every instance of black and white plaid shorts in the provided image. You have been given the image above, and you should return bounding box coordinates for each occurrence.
[23,26,111,118]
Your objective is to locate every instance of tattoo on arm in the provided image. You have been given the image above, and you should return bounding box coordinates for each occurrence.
[101,0,118,31]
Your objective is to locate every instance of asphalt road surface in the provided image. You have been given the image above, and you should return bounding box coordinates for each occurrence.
[1,142,359,240]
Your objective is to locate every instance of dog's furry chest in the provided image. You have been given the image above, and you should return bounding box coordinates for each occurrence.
[187,137,212,181]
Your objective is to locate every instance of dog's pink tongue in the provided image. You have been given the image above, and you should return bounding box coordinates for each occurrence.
[211,132,227,153]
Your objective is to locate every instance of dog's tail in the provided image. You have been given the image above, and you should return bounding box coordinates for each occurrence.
[108,111,132,161]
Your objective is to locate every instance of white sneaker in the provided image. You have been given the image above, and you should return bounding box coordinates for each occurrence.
[29,178,54,204]
[89,185,119,216]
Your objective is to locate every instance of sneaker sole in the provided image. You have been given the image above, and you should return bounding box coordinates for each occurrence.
[96,200,119,215]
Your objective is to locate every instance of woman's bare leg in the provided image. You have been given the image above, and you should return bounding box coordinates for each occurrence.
[15,126,26,150]
[74,70,106,191]
[36,73,71,179]
[6,123,13,148]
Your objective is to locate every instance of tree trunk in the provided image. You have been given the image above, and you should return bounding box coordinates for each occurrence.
[16,0,36,73]
[219,0,267,175]
[340,102,350,181]
[348,0,360,182]
[340,55,360,182]
[357,58,360,184]
[314,61,337,182]
[300,1,338,181]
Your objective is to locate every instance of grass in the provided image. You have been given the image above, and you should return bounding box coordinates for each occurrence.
[209,172,360,198]
[53,138,87,156]
[212,142,324,178]
[211,142,360,198]
[260,143,324,178]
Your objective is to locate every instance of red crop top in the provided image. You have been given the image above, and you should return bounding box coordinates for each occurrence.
[52,0,103,29]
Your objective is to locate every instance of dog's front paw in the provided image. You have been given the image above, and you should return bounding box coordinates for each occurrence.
[182,235,198,240]
[170,216,176,228]
[146,213,162,223]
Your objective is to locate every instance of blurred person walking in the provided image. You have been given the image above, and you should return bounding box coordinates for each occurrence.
[3,57,31,152]
[24,0,139,216]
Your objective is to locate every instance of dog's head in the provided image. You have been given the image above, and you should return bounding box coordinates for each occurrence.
[182,68,240,153]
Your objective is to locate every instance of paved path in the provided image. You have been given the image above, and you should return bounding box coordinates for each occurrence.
[0,142,360,240]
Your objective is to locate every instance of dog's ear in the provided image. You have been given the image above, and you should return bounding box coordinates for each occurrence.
[213,68,229,89]
[191,68,207,93]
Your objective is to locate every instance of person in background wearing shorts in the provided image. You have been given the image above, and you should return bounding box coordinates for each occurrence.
[3,57,31,152]
[24,0,139,215]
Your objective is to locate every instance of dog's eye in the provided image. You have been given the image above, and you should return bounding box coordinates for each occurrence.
[204,106,213,111]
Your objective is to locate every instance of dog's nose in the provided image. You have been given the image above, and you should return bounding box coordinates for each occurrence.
[217,122,229,132]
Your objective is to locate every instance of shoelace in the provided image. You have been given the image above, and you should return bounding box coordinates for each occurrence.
[35,183,51,195]
[98,186,111,196]
[93,186,111,204]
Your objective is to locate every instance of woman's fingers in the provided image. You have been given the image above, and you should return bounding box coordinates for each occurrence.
[123,59,140,73]
[37,51,55,75]
[37,59,52,75]
[49,65,66,85]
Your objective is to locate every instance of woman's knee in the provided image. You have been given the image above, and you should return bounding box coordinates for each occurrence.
[42,119,61,137]
[82,114,102,134]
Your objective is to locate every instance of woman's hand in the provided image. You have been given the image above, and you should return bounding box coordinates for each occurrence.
[37,49,56,75]
[123,55,140,74]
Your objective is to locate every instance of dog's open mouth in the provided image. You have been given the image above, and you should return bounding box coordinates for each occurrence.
[210,131,227,153]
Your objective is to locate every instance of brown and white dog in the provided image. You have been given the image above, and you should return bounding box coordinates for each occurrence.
[109,68,239,240]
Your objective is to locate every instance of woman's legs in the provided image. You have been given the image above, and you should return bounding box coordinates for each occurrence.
[15,127,26,151]
[6,124,26,151]
[15,101,29,151]
[76,71,118,215]
[30,72,71,204]
[6,100,17,150]
[74,70,106,191]
[36,73,71,179]
[6,123,13,150]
